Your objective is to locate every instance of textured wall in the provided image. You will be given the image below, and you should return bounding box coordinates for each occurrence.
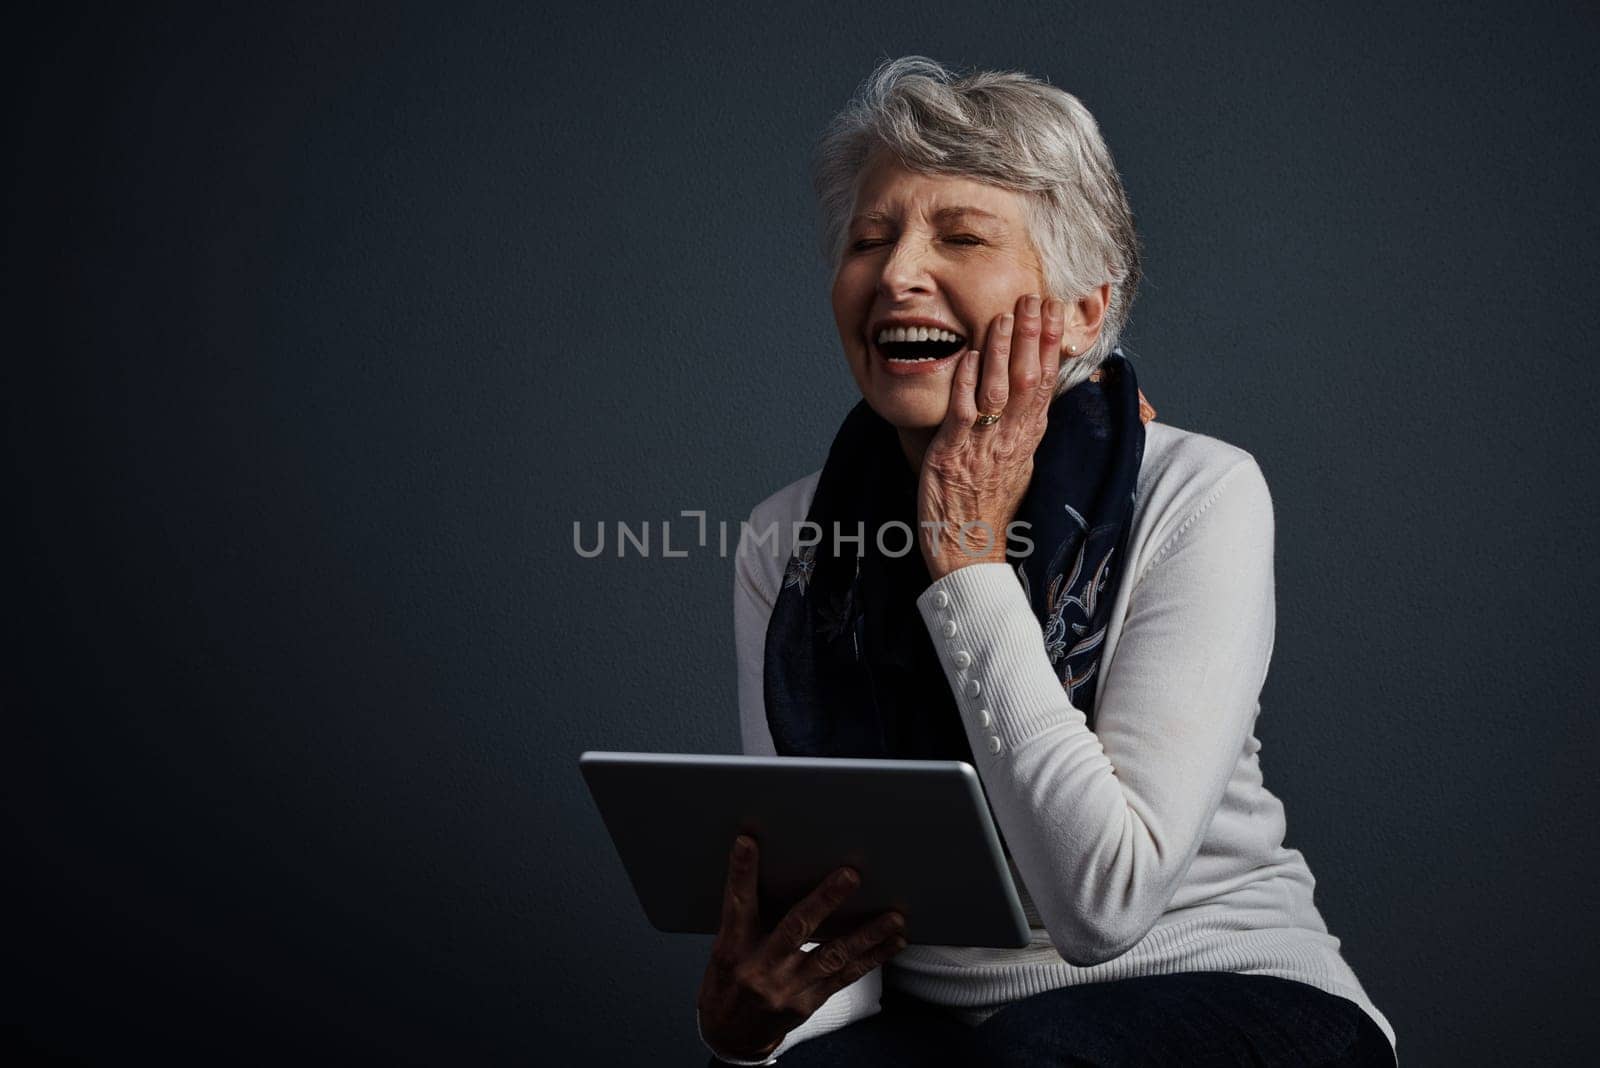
[7,2,1597,1064]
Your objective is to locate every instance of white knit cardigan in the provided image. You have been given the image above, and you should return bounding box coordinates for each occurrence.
[701,419,1397,1065]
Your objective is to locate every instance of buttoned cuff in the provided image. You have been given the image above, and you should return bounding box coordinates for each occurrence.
[916,562,1087,755]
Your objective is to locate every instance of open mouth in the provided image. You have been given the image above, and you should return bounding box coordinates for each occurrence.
[873,328,967,363]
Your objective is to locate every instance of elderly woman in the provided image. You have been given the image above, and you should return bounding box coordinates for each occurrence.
[695,57,1397,1066]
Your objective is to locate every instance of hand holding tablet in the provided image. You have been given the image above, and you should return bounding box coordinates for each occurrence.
[695,834,909,1062]
[582,752,1029,1060]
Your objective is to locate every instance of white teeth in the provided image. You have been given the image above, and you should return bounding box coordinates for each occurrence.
[875,326,963,344]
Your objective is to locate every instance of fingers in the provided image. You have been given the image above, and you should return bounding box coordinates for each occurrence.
[939,348,981,440]
[1037,298,1064,408]
[808,926,910,1004]
[978,311,1014,418]
[1008,294,1042,409]
[712,835,760,965]
[760,866,861,969]
[797,910,906,987]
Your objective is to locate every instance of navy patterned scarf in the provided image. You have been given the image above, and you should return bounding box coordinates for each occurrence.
[763,351,1148,761]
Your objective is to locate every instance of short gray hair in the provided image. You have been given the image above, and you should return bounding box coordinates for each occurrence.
[812,56,1142,393]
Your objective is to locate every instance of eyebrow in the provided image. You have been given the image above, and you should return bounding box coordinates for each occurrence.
[850,206,1005,227]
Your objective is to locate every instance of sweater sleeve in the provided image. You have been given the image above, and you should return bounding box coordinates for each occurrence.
[697,505,885,1063]
[913,458,1275,966]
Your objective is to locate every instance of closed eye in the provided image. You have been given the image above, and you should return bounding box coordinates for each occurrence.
[849,235,984,252]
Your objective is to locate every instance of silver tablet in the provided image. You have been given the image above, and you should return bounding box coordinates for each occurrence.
[579,751,1030,948]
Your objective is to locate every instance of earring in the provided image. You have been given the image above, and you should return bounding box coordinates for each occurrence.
[1067,343,1076,354]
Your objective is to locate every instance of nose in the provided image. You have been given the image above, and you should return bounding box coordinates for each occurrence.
[876,235,935,302]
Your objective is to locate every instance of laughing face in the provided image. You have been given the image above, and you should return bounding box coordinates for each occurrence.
[831,152,1051,432]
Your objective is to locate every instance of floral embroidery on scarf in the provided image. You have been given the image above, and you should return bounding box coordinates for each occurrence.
[1019,506,1117,704]
[816,589,852,644]
[1047,541,1113,703]
[782,543,816,595]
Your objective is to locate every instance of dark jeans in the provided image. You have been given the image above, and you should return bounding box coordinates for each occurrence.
[707,972,1395,1067]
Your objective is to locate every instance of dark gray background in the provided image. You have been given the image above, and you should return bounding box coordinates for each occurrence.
[7,2,1597,1064]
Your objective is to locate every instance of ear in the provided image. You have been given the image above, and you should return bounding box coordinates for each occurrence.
[1065,283,1111,351]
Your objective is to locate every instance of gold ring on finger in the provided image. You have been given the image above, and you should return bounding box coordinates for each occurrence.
[974,412,1002,427]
